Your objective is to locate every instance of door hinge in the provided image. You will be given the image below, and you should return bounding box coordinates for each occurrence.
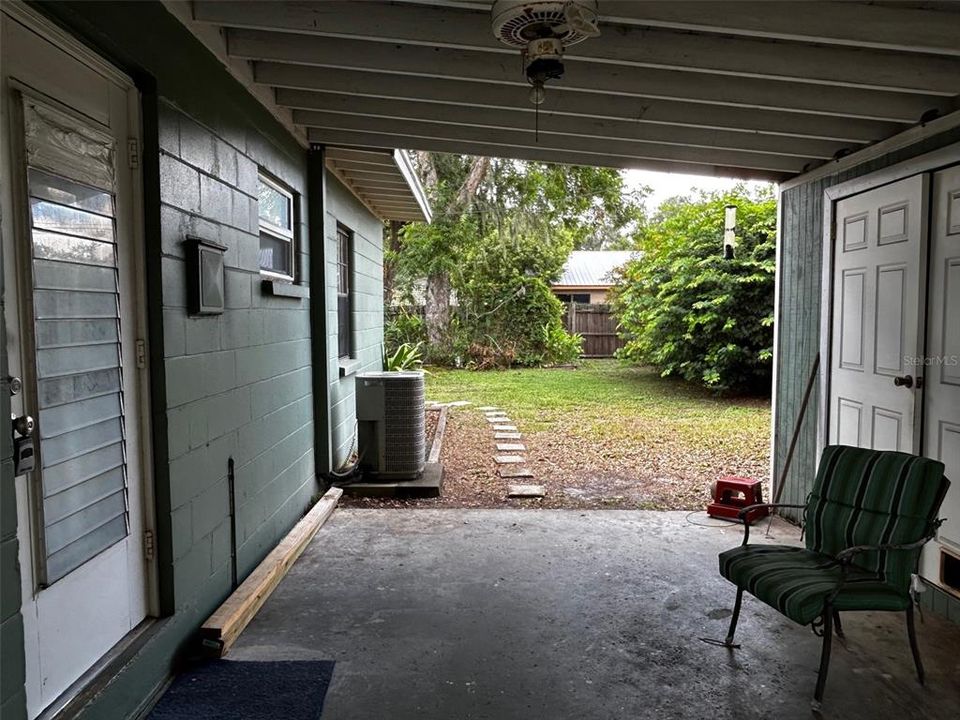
[127,138,140,169]
[143,529,155,562]
[135,339,146,369]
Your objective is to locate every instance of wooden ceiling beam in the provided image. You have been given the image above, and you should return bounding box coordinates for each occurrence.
[279,89,851,160]
[308,128,791,182]
[195,1,960,94]
[228,29,950,122]
[258,64,900,144]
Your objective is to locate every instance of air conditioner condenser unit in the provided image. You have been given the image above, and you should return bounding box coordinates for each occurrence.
[356,371,426,479]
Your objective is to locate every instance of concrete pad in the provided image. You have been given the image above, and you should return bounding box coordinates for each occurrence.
[485,416,510,424]
[507,484,545,498]
[494,432,522,440]
[341,463,443,499]
[494,455,524,464]
[447,401,472,407]
[231,510,960,720]
[499,467,535,479]
[493,425,517,432]
[496,443,526,452]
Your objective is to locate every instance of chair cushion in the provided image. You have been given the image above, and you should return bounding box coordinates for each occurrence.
[806,445,949,590]
[719,544,910,626]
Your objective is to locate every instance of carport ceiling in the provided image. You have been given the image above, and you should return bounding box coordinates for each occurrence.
[191,0,960,182]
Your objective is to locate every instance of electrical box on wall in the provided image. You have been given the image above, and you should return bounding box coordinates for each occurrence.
[184,235,227,315]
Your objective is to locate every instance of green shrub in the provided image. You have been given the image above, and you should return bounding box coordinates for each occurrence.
[541,322,583,366]
[383,341,424,372]
[384,306,426,354]
[610,186,776,394]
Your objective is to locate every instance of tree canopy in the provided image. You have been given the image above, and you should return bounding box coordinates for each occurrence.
[609,185,777,394]
[387,153,648,367]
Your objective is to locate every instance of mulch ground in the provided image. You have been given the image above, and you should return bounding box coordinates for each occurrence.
[340,405,769,510]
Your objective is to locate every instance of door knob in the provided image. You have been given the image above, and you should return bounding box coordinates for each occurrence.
[13,414,34,437]
[893,375,914,389]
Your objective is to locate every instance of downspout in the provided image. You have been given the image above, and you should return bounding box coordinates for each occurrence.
[308,146,333,479]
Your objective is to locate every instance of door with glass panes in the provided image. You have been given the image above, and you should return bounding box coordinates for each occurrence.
[1,10,151,717]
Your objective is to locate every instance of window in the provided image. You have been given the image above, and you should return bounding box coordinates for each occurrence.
[337,224,353,358]
[556,293,591,304]
[257,174,294,279]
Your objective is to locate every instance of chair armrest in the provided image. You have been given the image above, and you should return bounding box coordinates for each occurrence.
[739,504,807,545]
[835,534,936,565]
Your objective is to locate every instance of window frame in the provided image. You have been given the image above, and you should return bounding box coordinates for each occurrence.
[336,223,353,359]
[257,173,296,282]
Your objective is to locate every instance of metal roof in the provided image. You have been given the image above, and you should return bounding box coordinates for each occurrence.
[171,0,960,182]
[555,251,636,288]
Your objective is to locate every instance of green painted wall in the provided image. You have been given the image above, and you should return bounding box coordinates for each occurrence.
[774,127,960,526]
[324,176,386,471]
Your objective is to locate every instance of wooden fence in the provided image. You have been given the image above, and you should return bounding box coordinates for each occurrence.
[564,303,623,358]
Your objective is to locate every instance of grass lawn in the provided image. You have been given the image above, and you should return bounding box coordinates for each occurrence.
[420,360,771,510]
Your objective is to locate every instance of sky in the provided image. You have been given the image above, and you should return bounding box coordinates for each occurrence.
[624,169,774,211]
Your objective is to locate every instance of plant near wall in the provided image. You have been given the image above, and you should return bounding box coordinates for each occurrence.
[610,185,777,394]
[383,342,425,372]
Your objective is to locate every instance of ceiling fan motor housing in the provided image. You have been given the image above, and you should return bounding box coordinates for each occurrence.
[491,1,600,48]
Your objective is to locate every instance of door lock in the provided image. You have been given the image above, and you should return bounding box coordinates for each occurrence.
[893,375,914,389]
[11,413,36,475]
[7,376,22,396]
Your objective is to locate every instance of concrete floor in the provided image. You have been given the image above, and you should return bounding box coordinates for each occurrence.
[231,510,960,720]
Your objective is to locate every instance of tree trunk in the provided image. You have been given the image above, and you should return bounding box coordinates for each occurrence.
[425,271,451,349]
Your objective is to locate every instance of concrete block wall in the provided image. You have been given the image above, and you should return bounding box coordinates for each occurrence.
[324,176,385,469]
[156,100,317,599]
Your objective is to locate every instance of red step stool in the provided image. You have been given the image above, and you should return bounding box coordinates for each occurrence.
[707,476,768,524]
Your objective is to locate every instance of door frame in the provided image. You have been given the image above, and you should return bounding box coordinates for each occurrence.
[1,4,160,713]
[817,141,960,459]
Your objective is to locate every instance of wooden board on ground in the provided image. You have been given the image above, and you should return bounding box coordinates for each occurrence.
[508,484,545,498]
[428,405,449,464]
[200,487,343,657]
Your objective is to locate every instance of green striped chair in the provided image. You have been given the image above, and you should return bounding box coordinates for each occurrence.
[718,445,949,709]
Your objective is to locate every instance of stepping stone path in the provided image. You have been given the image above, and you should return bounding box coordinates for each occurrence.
[479,407,542,499]
[508,484,545,498]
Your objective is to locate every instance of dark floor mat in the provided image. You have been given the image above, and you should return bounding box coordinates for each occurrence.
[148,660,335,720]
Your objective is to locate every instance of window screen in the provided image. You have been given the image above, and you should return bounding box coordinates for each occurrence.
[258,175,294,279]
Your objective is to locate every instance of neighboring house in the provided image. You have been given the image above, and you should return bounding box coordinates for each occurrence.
[552,250,636,304]
[0,5,428,720]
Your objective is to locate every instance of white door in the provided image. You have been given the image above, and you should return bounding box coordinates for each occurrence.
[920,164,960,582]
[829,175,929,452]
[1,11,150,717]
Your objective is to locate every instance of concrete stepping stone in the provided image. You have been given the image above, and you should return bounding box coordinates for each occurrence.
[478,406,499,412]
[495,455,524,464]
[447,400,472,407]
[508,484,545,498]
[486,416,510,423]
[499,467,535,479]
[493,425,517,432]
[497,443,526,452]
[494,432,521,440]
